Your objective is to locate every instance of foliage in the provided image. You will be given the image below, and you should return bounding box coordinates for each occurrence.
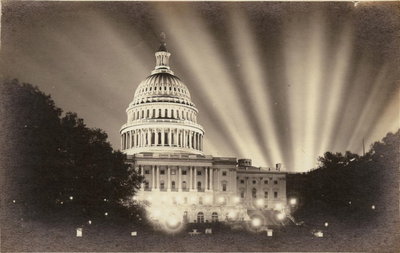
[1,79,142,221]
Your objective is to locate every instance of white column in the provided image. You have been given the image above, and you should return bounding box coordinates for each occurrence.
[210,168,213,191]
[178,166,182,191]
[161,129,165,146]
[217,169,220,191]
[168,129,172,146]
[167,166,171,191]
[152,166,155,190]
[194,167,197,191]
[189,131,192,149]
[155,129,159,146]
[205,167,208,191]
[156,166,160,191]
[189,167,193,191]
[140,166,144,189]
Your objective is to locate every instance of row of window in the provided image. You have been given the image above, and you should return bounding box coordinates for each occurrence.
[144,181,228,191]
[130,108,196,122]
[239,179,279,185]
[138,85,187,94]
[239,188,279,199]
[144,168,228,176]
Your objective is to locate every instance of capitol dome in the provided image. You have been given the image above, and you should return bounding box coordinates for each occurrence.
[120,35,204,155]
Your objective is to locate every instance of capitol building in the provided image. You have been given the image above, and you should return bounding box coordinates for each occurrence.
[120,36,287,226]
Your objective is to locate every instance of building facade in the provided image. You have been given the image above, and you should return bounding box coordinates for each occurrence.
[120,37,286,225]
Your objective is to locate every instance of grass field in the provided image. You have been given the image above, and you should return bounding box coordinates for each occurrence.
[1,217,399,252]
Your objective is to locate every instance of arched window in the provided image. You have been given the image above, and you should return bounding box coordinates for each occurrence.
[171,181,176,190]
[182,181,187,190]
[197,181,202,191]
[264,191,268,199]
[151,132,155,145]
[197,212,204,223]
[153,109,156,118]
[222,181,227,192]
[252,188,257,198]
[141,110,144,118]
[147,109,149,118]
[171,110,174,118]
[158,132,162,145]
[212,212,218,222]
[165,109,168,118]
[158,109,162,118]
[165,132,168,145]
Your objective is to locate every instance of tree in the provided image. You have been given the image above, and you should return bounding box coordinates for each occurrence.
[1,79,142,222]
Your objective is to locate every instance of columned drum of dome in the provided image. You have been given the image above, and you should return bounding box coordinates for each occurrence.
[120,37,204,155]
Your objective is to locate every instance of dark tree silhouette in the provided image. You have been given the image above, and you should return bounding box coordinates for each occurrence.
[1,79,142,222]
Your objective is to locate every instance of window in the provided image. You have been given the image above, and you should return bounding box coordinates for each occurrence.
[145,170,150,174]
[160,170,165,175]
[222,183,227,192]
[241,191,245,198]
[197,212,204,223]
[264,191,268,198]
[171,181,176,190]
[240,180,244,184]
[171,169,176,175]
[274,191,278,198]
[212,212,218,222]
[197,181,202,190]
[197,171,202,176]
[274,180,278,185]
[144,181,149,190]
[160,180,165,190]
[252,180,257,184]
[222,171,227,176]
[252,188,257,198]
[264,180,268,184]
[182,170,187,175]
[182,181,187,190]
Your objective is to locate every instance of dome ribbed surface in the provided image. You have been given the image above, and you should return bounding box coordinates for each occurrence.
[132,73,193,106]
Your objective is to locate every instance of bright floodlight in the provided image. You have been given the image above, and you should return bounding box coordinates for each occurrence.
[228,210,236,219]
[275,203,283,210]
[256,198,264,208]
[204,196,212,204]
[251,217,262,227]
[233,196,240,204]
[166,216,179,227]
[276,212,285,221]
[289,198,297,205]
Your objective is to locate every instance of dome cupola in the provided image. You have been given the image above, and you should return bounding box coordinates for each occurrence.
[120,33,204,155]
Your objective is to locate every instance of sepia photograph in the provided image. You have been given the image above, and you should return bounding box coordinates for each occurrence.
[1,0,399,252]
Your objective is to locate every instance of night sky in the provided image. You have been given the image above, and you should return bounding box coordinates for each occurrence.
[1,1,399,172]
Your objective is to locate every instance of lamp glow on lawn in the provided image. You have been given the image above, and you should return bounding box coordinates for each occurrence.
[277,212,285,221]
[289,198,297,205]
[251,217,262,228]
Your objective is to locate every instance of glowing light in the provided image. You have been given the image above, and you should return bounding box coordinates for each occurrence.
[274,203,283,210]
[371,205,375,210]
[76,228,82,237]
[132,196,138,201]
[251,217,262,228]
[256,199,264,208]
[69,196,73,200]
[103,198,107,202]
[228,210,237,219]
[233,196,240,204]
[12,200,16,203]
[104,212,108,216]
[204,196,213,204]
[88,220,92,225]
[289,198,297,205]
[60,201,64,205]
[324,222,329,227]
[277,212,285,221]
[190,196,198,204]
